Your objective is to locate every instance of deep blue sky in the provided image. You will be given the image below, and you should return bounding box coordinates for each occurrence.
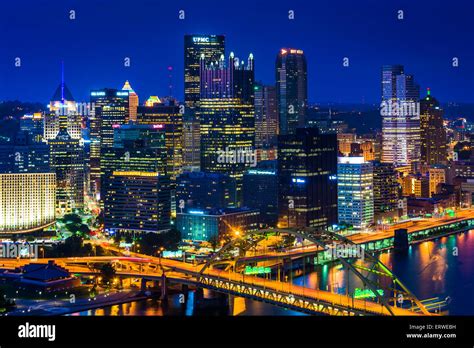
[1,0,473,104]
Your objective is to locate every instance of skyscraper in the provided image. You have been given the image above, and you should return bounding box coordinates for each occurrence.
[102,123,171,234]
[20,113,44,143]
[278,128,338,229]
[337,157,374,229]
[44,80,82,141]
[381,65,420,166]
[420,89,447,165]
[122,80,139,122]
[184,34,225,168]
[243,160,278,226]
[254,83,278,148]
[372,161,399,219]
[44,79,85,215]
[276,48,307,135]
[0,131,50,174]
[48,122,85,215]
[136,100,183,182]
[90,88,129,199]
[104,172,171,234]
[199,52,255,203]
[176,171,236,211]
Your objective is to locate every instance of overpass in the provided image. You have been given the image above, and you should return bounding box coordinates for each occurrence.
[236,209,474,265]
[0,255,424,316]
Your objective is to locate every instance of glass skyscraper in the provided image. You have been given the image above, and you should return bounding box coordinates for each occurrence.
[420,89,447,165]
[102,123,170,234]
[337,157,374,230]
[277,127,337,229]
[90,88,129,199]
[381,65,420,167]
[184,34,225,168]
[276,48,307,136]
[254,83,278,148]
[199,52,255,204]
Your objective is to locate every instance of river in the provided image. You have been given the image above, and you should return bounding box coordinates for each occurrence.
[69,230,474,316]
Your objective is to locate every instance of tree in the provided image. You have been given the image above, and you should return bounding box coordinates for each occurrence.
[99,263,116,287]
[0,288,15,311]
[208,235,219,252]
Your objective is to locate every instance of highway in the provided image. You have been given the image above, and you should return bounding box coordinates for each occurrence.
[0,254,424,316]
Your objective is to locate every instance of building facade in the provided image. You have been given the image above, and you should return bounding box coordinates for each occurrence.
[278,128,338,229]
[420,90,447,165]
[199,52,256,203]
[177,207,260,242]
[337,157,374,229]
[276,48,307,136]
[0,173,56,234]
[184,34,225,168]
[381,65,420,167]
[254,83,278,148]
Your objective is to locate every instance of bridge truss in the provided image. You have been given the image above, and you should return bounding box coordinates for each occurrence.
[198,228,431,316]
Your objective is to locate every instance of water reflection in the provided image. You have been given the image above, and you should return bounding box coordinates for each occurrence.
[70,231,474,316]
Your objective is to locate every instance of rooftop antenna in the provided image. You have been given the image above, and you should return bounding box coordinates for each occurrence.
[61,61,65,102]
[168,65,173,98]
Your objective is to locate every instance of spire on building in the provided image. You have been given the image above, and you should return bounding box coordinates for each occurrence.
[122,80,136,94]
[51,61,74,102]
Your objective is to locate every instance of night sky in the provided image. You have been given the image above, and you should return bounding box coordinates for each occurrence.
[1,0,473,104]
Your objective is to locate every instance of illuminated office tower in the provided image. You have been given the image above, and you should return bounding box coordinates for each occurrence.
[254,83,278,148]
[104,172,170,234]
[381,65,420,167]
[101,123,168,180]
[420,89,447,165]
[44,84,82,141]
[276,48,307,135]
[136,100,183,182]
[20,113,44,143]
[122,80,139,122]
[89,88,129,198]
[278,128,338,229]
[243,160,278,226]
[183,34,225,167]
[176,171,236,210]
[428,165,446,197]
[372,161,398,218]
[337,157,374,230]
[0,131,49,174]
[42,79,85,215]
[48,126,85,215]
[199,52,255,203]
[401,173,430,198]
[0,173,56,234]
[102,124,170,234]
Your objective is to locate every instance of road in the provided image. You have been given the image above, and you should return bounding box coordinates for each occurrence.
[1,254,424,316]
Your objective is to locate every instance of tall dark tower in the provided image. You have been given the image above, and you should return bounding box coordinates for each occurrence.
[183,35,225,168]
[254,82,278,148]
[199,52,255,204]
[277,128,338,229]
[420,89,447,165]
[276,48,307,135]
[90,88,129,201]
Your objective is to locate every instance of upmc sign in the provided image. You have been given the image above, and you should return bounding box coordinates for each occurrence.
[193,37,210,43]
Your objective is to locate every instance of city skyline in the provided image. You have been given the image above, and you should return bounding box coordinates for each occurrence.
[1,0,473,104]
[3,0,474,329]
